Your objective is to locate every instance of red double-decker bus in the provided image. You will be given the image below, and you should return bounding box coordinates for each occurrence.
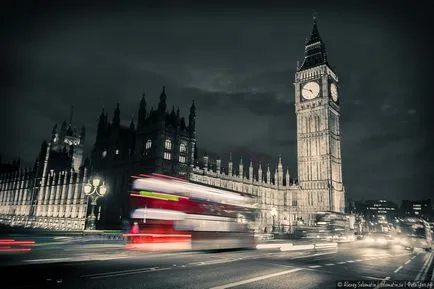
[123,173,258,251]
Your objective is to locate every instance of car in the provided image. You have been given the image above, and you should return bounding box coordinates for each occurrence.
[363,232,393,248]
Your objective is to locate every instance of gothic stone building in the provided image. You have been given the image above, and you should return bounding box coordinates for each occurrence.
[188,17,345,231]
[90,87,197,229]
[0,121,89,230]
[91,17,345,231]
[0,17,345,232]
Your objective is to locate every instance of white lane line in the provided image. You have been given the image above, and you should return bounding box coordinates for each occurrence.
[290,251,337,260]
[90,267,171,279]
[412,256,416,260]
[25,258,74,263]
[81,267,159,278]
[347,260,355,263]
[308,265,322,268]
[415,252,433,281]
[394,266,403,273]
[337,261,346,264]
[210,268,303,289]
[355,259,362,262]
[405,259,411,265]
[364,276,384,280]
[325,263,335,266]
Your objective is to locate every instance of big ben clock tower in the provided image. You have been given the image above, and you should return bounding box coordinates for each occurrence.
[294,16,345,219]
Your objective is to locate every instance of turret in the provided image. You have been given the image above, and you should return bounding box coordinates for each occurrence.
[96,108,106,141]
[228,152,233,176]
[286,168,290,186]
[203,154,209,171]
[129,115,135,131]
[274,168,278,186]
[113,103,120,127]
[239,156,243,179]
[51,124,58,143]
[266,164,271,184]
[249,160,253,182]
[216,158,221,174]
[80,125,86,142]
[258,162,263,182]
[138,93,147,130]
[188,100,196,135]
[158,86,167,114]
[277,155,283,186]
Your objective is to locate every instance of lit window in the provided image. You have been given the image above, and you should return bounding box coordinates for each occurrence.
[145,139,152,150]
[164,152,171,160]
[115,149,119,155]
[179,156,186,163]
[180,143,186,153]
[102,150,107,158]
[165,139,172,150]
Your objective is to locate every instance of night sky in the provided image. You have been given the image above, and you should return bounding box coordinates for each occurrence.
[1,1,433,204]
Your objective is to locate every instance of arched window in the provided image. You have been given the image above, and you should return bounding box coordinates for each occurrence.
[165,139,172,150]
[102,150,107,158]
[145,139,152,150]
[179,143,186,153]
[179,155,186,163]
[164,152,171,160]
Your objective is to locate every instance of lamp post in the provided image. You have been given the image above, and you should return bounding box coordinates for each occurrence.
[270,207,277,233]
[83,177,107,230]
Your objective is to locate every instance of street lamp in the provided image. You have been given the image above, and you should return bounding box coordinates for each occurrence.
[83,177,107,230]
[270,207,277,233]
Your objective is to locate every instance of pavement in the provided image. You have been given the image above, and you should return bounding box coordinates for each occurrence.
[1,240,433,289]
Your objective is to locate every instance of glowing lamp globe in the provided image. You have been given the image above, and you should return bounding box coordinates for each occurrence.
[84,184,92,194]
[92,178,101,187]
[99,185,107,196]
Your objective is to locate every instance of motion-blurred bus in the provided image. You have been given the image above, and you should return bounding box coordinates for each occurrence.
[123,173,258,251]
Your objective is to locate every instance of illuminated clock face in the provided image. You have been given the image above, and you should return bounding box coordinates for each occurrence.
[301,82,320,100]
[330,83,338,102]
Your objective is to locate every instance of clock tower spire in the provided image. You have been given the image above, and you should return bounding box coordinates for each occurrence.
[294,17,345,218]
[299,16,328,71]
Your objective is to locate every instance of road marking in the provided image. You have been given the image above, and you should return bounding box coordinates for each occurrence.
[325,263,335,266]
[25,258,74,263]
[364,276,384,280]
[347,260,355,263]
[412,256,416,260]
[81,267,159,278]
[210,268,303,289]
[290,251,337,259]
[337,261,346,264]
[88,267,171,279]
[405,259,411,265]
[308,265,322,268]
[415,252,433,281]
[394,266,403,273]
[355,259,362,262]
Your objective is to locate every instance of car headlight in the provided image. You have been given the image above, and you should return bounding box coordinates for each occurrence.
[376,238,387,244]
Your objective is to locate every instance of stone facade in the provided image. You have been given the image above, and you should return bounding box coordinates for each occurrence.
[0,17,345,232]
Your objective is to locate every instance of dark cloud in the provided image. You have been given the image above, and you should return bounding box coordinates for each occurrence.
[1,2,433,203]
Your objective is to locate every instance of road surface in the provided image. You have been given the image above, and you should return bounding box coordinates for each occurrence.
[1,242,433,289]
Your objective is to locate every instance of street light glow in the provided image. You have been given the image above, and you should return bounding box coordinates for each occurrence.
[92,178,101,187]
[99,185,107,196]
[84,184,92,194]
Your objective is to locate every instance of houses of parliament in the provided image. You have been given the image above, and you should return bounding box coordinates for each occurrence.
[0,18,345,232]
